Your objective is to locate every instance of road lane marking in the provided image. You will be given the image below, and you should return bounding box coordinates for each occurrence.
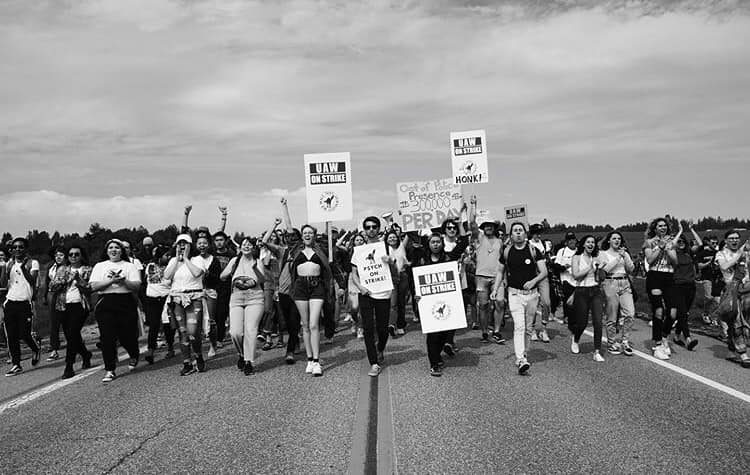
[376,367,397,475]
[582,330,750,404]
[349,364,376,475]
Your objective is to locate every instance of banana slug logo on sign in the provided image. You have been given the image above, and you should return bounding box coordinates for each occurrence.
[431,301,451,321]
[459,160,477,176]
[319,192,339,212]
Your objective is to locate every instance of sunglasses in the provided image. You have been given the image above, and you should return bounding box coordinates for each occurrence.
[12,245,25,249]
[69,252,80,257]
[364,225,379,230]
[445,226,457,230]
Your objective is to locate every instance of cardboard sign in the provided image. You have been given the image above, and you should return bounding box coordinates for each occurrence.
[476,209,494,226]
[450,129,488,184]
[504,204,529,232]
[413,261,467,334]
[304,153,353,223]
[352,242,394,294]
[396,178,463,232]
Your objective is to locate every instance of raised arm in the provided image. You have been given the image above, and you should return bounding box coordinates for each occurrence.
[468,195,479,237]
[689,224,702,251]
[281,197,293,233]
[182,205,192,234]
[218,206,228,233]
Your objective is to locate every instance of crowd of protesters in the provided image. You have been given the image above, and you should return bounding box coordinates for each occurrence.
[1,197,748,383]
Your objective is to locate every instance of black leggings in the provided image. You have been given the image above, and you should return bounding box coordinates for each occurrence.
[60,303,92,365]
[3,300,41,366]
[570,286,604,351]
[647,271,675,341]
[95,294,140,371]
[143,296,175,350]
[278,293,300,354]
[427,331,451,366]
[673,283,696,339]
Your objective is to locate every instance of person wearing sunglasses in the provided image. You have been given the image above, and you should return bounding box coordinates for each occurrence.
[2,238,42,377]
[42,246,67,361]
[48,246,94,379]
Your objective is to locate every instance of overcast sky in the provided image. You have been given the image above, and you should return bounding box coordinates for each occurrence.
[1,0,749,236]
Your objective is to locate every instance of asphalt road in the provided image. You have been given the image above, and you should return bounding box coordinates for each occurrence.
[1,314,748,474]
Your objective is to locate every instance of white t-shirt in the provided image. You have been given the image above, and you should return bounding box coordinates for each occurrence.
[168,257,206,292]
[555,246,577,286]
[6,260,40,302]
[90,260,141,294]
[65,267,88,304]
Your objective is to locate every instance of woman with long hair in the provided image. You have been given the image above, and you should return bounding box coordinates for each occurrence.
[642,217,682,360]
[570,235,605,362]
[164,234,207,376]
[194,235,222,358]
[48,245,93,379]
[89,239,142,383]
[672,225,703,351]
[221,237,267,375]
[42,246,67,361]
[599,231,635,356]
[290,225,332,377]
[340,231,366,339]
[143,245,175,363]
[385,229,410,337]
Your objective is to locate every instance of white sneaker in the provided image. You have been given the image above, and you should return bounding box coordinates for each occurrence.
[653,346,670,360]
[662,340,672,356]
[396,328,405,336]
[101,371,116,383]
[540,329,550,343]
[368,364,382,377]
[343,315,353,323]
[530,331,539,342]
[305,361,314,374]
[311,362,323,377]
[207,346,216,359]
[351,326,358,335]
[46,350,60,361]
[571,337,580,354]
[593,351,605,362]
[356,328,364,339]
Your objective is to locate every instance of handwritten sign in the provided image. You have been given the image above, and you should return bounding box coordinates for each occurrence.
[304,153,353,223]
[450,129,488,184]
[396,178,462,232]
[413,261,467,334]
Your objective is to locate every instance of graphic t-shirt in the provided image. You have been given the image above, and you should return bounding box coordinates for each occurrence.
[499,244,544,290]
[145,263,171,298]
[351,242,392,300]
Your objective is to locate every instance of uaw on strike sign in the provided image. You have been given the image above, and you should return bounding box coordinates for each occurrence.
[450,129,488,184]
[304,153,353,223]
[413,261,467,334]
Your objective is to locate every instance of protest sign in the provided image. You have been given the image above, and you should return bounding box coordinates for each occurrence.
[304,153,353,223]
[396,178,462,232]
[352,242,394,295]
[450,129,488,184]
[504,204,529,232]
[413,261,467,334]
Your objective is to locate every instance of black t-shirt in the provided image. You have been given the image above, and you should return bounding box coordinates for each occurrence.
[694,246,717,281]
[499,244,544,290]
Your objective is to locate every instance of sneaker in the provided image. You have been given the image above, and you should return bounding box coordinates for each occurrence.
[396,328,405,336]
[388,325,396,338]
[377,351,384,365]
[351,326,358,336]
[207,346,217,358]
[530,331,539,342]
[243,362,255,375]
[256,334,266,343]
[285,352,295,365]
[165,349,175,359]
[593,351,605,362]
[430,365,442,377]
[311,361,323,377]
[128,357,138,371]
[237,357,245,370]
[686,337,698,351]
[368,364,382,377]
[101,370,116,383]
[5,365,23,377]
[343,315,353,323]
[648,320,653,327]
[673,337,686,347]
[571,337,580,354]
[540,329,550,343]
[443,343,455,357]
[144,351,155,365]
[492,333,506,344]
[517,359,531,375]
[180,362,196,376]
[622,341,634,356]
[608,343,622,355]
[262,340,273,351]
[662,340,672,356]
[31,348,41,366]
[471,323,480,330]
[47,350,60,361]
[62,366,75,379]
[196,355,206,373]
[481,333,490,343]
[356,328,364,339]
[305,361,314,374]
[653,346,670,360]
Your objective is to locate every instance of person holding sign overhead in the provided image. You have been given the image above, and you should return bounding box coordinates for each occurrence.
[351,216,394,378]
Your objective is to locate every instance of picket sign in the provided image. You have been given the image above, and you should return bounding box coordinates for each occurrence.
[304,153,353,223]
[413,261,467,334]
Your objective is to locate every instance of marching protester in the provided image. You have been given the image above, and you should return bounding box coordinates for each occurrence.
[528,224,551,343]
[221,237,267,375]
[643,218,681,360]
[599,231,635,356]
[195,235,223,358]
[491,223,547,375]
[42,246,67,361]
[143,245,175,363]
[340,231,366,339]
[212,230,235,345]
[47,245,94,379]
[89,239,142,383]
[351,216,393,377]
[164,234,207,376]
[553,232,578,326]
[714,230,750,367]
[2,238,42,376]
[260,225,285,351]
[468,196,505,344]
[570,235,605,361]
[291,224,332,377]
[385,229,409,337]
[695,234,720,324]
[672,226,703,351]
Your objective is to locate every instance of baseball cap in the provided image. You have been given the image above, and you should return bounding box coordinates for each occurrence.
[565,232,576,241]
[175,234,193,244]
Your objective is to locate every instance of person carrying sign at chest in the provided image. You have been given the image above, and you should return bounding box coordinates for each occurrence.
[490,223,548,375]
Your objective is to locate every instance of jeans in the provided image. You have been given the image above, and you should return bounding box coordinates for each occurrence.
[389,271,409,330]
[95,294,140,372]
[360,294,390,365]
[60,303,92,365]
[535,277,551,327]
[602,279,635,344]
[278,293,301,354]
[508,289,539,362]
[700,280,718,317]
[571,286,604,351]
[229,302,265,363]
[3,300,41,366]
[673,282,696,339]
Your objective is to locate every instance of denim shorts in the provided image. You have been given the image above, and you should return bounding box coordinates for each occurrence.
[292,276,326,301]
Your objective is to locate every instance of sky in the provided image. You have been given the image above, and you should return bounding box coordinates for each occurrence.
[1,0,749,237]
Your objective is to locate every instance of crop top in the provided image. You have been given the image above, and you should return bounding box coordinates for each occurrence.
[293,250,324,268]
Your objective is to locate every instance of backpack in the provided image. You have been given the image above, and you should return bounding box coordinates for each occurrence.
[502,243,541,280]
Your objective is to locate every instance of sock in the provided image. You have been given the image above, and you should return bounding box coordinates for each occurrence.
[313,358,319,363]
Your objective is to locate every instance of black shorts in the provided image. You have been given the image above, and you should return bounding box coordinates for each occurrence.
[646,271,675,309]
[292,276,326,301]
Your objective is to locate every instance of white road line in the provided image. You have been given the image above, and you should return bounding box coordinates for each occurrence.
[0,346,148,416]
[582,330,750,404]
